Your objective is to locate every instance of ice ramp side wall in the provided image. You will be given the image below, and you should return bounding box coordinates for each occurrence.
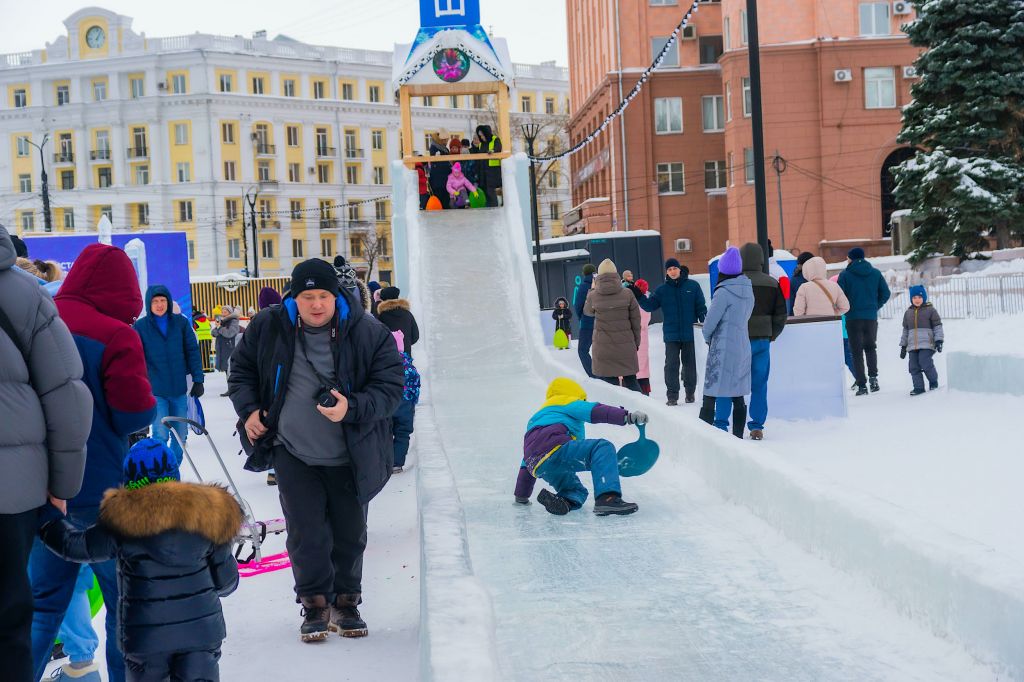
[947,351,1024,397]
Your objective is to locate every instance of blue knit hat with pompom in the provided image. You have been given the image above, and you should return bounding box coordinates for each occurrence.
[123,438,180,490]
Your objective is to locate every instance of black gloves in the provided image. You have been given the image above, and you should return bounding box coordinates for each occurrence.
[190,383,205,398]
[900,346,907,360]
[626,411,649,426]
[935,340,943,353]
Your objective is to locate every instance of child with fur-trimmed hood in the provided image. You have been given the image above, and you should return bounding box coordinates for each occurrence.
[38,439,242,680]
[551,297,573,339]
[375,287,420,356]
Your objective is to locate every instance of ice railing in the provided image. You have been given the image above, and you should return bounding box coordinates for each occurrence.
[879,273,1024,320]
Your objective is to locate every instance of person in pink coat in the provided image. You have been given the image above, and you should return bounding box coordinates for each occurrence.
[446,162,477,209]
[632,279,653,395]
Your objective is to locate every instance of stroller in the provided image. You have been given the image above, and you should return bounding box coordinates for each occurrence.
[162,416,284,563]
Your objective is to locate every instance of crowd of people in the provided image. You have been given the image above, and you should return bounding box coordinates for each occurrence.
[0,224,421,681]
[415,125,503,210]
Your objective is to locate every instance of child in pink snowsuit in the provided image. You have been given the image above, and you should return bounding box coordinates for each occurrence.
[446,162,477,209]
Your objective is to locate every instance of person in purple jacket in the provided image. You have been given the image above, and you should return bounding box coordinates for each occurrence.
[513,377,646,516]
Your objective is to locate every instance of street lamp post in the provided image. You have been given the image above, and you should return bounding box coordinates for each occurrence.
[245,186,259,277]
[521,123,544,308]
[746,0,771,272]
[772,150,787,250]
[27,134,52,233]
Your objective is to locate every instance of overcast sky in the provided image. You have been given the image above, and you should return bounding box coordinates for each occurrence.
[0,0,569,65]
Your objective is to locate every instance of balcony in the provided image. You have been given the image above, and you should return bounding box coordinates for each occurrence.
[344,147,365,159]
[259,220,282,230]
[53,152,74,164]
[90,149,111,161]
[254,143,276,156]
[316,146,336,158]
[319,218,338,229]
[127,147,149,159]
[258,180,279,192]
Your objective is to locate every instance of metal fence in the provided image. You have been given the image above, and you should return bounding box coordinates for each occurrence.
[879,273,1024,319]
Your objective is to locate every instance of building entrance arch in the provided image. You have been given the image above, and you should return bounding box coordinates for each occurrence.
[880,147,916,236]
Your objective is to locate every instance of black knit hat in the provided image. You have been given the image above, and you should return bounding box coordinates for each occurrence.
[291,259,339,297]
[665,258,682,270]
[582,263,597,276]
[10,234,28,258]
[380,286,400,301]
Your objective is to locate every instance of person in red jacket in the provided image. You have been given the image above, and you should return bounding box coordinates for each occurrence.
[415,157,429,210]
[29,243,156,682]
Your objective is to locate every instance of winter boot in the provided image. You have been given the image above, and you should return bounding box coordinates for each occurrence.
[869,377,880,393]
[854,385,869,396]
[392,466,404,474]
[685,392,696,404]
[929,383,939,391]
[57,661,102,680]
[909,388,926,396]
[593,492,638,516]
[299,595,330,642]
[749,430,764,441]
[666,398,678,407]
[537,489,572,515]
[330,593,368,638]
[266,472,277,486]
[514,496,531,505]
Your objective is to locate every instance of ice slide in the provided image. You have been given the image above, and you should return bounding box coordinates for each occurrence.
[394,157,998,681]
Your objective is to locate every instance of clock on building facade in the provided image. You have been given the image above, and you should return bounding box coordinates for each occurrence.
[86,26,105,48]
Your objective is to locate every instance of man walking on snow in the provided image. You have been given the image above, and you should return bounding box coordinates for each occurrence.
[838,247,891,395]
[739,243,788,440]
[228,259,404,643]
[573,263,597,377]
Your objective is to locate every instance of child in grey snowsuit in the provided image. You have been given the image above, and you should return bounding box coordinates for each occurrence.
[900,285,943,395]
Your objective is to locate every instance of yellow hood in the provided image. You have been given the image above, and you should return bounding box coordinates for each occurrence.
[540,377,587,409]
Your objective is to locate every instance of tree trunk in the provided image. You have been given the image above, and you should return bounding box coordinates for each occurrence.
[995,221,1011,250]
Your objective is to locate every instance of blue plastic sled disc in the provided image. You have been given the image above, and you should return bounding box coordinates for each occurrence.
[617,424,660,477]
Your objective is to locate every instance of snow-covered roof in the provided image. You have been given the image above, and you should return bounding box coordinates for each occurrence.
[539,229,661,246]
[538,248,590,262]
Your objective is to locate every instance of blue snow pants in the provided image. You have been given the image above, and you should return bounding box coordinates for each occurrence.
[57,566,99,665]
[577,327,594,378]
[747,338,771,432]
[534,439,621,509]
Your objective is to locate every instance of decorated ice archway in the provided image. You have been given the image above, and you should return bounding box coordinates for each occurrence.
[393,0,513,168]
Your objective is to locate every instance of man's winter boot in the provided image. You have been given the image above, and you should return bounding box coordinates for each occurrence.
[929,383,939,391]
[869,377,880,393]
[299,595,330,642]
[537,489,572,515]
[750,429,764,440]
[685,392,696,404]
[909,388,926,396]
[666,398,678,407]
[330,593,368,638]
[593,493,638,516]
[855,385,869,396]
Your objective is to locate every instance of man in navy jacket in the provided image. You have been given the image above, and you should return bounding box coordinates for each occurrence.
[572,264,597,377]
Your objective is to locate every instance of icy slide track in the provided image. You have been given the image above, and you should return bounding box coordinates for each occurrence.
[395,158,1009,681]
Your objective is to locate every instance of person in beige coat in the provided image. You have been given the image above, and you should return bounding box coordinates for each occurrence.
[584,259,643,392]
[792,257,851,317]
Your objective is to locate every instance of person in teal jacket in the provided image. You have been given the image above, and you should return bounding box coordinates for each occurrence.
[837,248,891,394]
[134,285,204,462]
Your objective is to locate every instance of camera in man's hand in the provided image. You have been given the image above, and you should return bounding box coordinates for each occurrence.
[316,386,341,409]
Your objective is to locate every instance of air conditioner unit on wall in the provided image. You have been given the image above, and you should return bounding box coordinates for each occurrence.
[893,1,912,16]
[902,65,919,79]
[157,81,167,90]
[675,238,693,253]
[834,69,853,83]
[682,25,697,40]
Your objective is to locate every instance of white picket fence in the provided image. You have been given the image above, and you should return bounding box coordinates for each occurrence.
[879,273,1024,319]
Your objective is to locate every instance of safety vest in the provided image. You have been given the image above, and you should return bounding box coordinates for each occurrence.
[194,316,212,341]
[488,137,500,167]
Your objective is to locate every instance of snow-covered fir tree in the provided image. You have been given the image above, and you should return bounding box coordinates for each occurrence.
[894,0,1024,262]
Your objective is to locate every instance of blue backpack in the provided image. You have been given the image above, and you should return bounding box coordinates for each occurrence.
[401,352,421,404]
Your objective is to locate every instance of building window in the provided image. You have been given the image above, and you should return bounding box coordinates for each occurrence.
[95,130,110,156]
[743,147,755,184]
[740,10,749,45]
[219,73,233,92]
[650,0,676,4]
[548,171,559,188]
[742,77,752,117]
[342,83,354,100]
[57,85,70,105]
[724,16,732,50]
[21,213,34,232]
[702,95,725,132]
[224,161,236,181]
[521,96,532,113]
[545,97,556,114]
[261,240,274,259]
[316,128,331,155]
[726,83,733,122]
[134,165,149,186]
[346,165,359,184]
[137,203,150,225]
[651,37,679,67]
[130,77,144,98]
[654,97,683,134]
[18,174,31,193]
[292,239,304,258]
[373,166,385,185]
[252,76,265,95]
[171,74,186,94]
[313,80,326,99]
[179,200,193,222]
[699,36,724,64]
[318,164,331,183]
[705,160,727,190]
[379,236,389,256]
[348,203,360,221]
[92,80,107,101]
[14,89,27,108]
[59,133,73,160]
[283,79,296,97]
[369,85,381,103]
[177,162,191,183]
[286,125,299,147]
[187,240,195,261]
[656,162,685,194]
[473,94,484,109]
[226,199,239,223]
[64,210,75,229]
[859,2,890,36]
[16,136,30,157]
[222,122,235,144]
[290,200,303,219]
[321,239,333,257]
[61,170,75,190]
[727,151,735,186]
[288,163,301,182]
[132,127,148,154]
[423,95,434,107]
[371,130,384,150]
[97,167,112,188]
[375,201,387,221]
[865,67,896,108]
[174,123,189,145]
[228,239,240,260]
[549,201,562,221]
[450,95,459,109]
[99,205,113,222]
[349,236,362,258]
[258,161,271,182]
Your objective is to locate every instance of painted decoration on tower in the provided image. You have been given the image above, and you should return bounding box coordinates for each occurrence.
[410,0,491,58]
[433,48,471,82]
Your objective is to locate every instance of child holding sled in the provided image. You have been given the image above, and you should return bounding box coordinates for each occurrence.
[513,377,646,516]
[446,162,477,209]
[38,439,241,681]
[900,284,944,395]
[552,297,573,348]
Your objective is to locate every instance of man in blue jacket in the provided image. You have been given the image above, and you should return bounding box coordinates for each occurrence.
[838,248,891,395]
[639,259,707,405]
[572,264,597,377]
[134,285,204,461]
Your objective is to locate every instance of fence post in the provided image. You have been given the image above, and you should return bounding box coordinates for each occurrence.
[999,277,1005,315]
